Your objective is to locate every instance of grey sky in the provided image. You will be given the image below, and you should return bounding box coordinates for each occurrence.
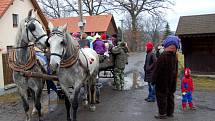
[114,0,215,32]
[167,0,215,31]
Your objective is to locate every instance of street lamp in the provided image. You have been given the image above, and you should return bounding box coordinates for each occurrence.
[78,0,85,39]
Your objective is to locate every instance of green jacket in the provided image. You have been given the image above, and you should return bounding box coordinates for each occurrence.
[111,46,127,69]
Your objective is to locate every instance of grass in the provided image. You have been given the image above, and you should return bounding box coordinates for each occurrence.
[193,77,215,91]
[177,52,215,91]
[0,92,20,104]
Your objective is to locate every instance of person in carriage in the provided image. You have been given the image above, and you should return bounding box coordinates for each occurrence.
[72,32,80,41]
[78,33,90,48]
[93,33,106,55]
[111,42,128,90]
[93,33,107,63]
[101,33,114,57]
[34,47,64,99]
[86,35,94,49]
[111,34,119,46]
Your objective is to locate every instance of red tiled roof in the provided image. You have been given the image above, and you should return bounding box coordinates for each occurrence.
[0,0,14,18]
[49,15,114,33]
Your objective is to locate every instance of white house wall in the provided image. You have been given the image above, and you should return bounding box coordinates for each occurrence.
[0,0,46,89]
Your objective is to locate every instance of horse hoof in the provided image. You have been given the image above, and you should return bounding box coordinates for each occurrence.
[89,105,96,112]
[26,118,30,121]
[67,118,72,121]
[32,108,38,116]
[96,100,101,104]
[83,100,88,106]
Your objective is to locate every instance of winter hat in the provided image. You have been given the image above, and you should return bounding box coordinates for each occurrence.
[163,35,180,49]
[112,34,117,38]
[101,34,107,40]
[93,33,101,40]
[145,41,154,52]
[72,32,80,38]
[86,36,94,42]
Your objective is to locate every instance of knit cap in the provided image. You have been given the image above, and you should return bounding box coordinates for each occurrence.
[145,41,153,52]
[163,35,180,49]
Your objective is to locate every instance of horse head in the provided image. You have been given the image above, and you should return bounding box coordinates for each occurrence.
[47,22,68,72]
[16,9,48,49]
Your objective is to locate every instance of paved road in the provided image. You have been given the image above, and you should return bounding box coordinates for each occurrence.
[1,52,215,121]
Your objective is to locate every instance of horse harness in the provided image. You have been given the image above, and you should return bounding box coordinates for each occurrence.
[25,18,47,45]
[49,29,87,70]
[8,45,36,72]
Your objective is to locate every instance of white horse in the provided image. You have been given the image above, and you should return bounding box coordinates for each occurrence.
[9,9,48,121]
[47,22,99,121]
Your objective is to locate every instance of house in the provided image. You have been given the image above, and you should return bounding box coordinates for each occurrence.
[0,0,48,90]
[176,14,215,75]
[49,14,118,36]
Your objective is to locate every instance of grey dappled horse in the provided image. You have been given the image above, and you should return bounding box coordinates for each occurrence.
[47,22,99,121]
[12,9,48,121]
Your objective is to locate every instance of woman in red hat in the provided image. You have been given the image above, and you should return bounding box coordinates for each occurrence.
[144,41,157,102]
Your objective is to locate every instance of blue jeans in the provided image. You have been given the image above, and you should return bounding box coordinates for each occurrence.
[147,82,156,101]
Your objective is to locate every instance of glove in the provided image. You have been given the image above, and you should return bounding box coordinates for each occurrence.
[182,92,186,95]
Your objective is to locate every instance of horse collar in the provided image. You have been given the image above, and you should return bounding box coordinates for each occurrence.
[8,46,36,72]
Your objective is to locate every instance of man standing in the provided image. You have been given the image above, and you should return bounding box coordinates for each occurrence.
[111,42,128,90]
[144,41,157,102]
[152,35,180,119]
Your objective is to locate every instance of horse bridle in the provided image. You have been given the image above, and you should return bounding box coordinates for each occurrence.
[25,18,47,46]
[49,28,66,59]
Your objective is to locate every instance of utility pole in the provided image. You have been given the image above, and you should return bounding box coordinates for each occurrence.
[120,19,124,42]
[78,0,84,39]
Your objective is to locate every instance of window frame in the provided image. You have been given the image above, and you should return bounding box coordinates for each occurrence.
[12,14,18,27]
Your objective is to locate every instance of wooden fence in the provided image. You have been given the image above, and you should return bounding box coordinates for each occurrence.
[2,53,13,86]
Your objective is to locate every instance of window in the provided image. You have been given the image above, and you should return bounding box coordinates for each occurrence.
[12,14,18,27]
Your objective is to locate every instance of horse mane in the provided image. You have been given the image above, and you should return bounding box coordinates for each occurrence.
[15,19,26,47]
[65,31,79,54]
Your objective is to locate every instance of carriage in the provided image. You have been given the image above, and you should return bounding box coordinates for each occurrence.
[7,9,121,121]
[98,54,115,78]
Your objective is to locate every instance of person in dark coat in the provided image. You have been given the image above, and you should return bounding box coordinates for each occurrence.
[152,35,180,119]
[144,41,157,102]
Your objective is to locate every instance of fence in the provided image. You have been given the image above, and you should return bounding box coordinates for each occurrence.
[2,53,13,86]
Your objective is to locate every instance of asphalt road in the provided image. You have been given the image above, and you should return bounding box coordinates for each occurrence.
[1,52,215,121]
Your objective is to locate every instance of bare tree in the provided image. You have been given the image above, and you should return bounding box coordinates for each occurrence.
[38,0,115,17]
[82,0,115,15]
[37,0,77,18]
[109,0,174,51]
[142,15,166,44]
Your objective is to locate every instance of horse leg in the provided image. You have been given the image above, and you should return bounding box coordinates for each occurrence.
[19,89,31,121]
[34,89,43,121]
[82,84,88,106]
[65,96,71,121]
[89,84,96,112]
[96,78,101,103]
[71,89,80,121]
[31,91,38,116]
